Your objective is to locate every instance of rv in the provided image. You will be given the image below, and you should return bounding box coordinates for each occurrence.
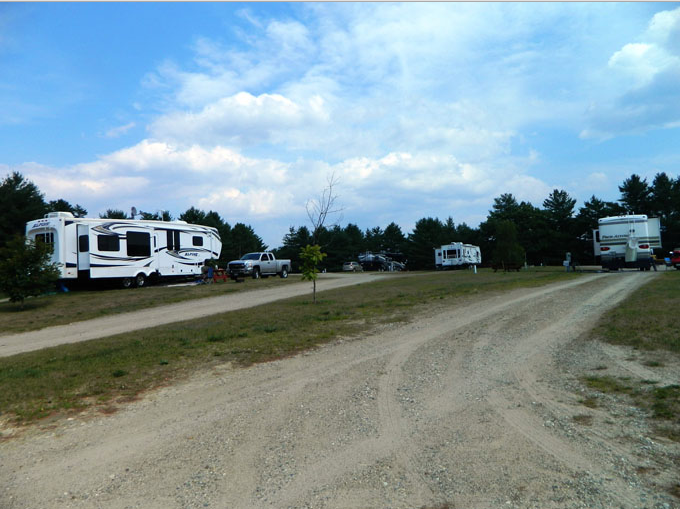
[435,242,482,270]
[25,212,222,288]
[593,215,661,271]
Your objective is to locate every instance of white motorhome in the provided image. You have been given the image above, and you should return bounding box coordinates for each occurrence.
[593,215,661,271]
[435,242,482,270]
[25,212,222,287]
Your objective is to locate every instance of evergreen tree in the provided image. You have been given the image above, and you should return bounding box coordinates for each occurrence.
[228,223,267,260]
[275,226,312,272]
[0,172,48,248]
[99,209,129,219]
[179,206,207,225]
[382,222,406,253]
[404,217,446,270]
[619,174,651,214]
[492,220,525,268]
[0,235,60,308]
[47,199,87,217]
[364,226,384,253]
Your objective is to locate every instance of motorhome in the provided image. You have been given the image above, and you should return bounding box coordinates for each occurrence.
[593,215,661,271]
[25,212,222,288]
[435,242,482,270]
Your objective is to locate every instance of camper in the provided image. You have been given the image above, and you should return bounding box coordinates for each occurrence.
[25,212,222,288]
[435,242,482,270]
[593,215,661,271]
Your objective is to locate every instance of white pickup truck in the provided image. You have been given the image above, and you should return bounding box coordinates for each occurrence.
[227,252,291,280]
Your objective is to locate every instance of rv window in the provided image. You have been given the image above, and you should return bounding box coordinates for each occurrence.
[98,235,120,252]
[35,233,54,244]
[127,232,151,257]
[78,235,89,252]
[166,230,181,251]
[192,236,203,247]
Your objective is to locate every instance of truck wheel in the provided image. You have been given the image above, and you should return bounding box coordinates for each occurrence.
[135,273,146,287]
[121,277,133,289]
[280,267,288,278]
[252,268,260,279]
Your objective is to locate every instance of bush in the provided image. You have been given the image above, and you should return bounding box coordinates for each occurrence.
[0,235,60,308]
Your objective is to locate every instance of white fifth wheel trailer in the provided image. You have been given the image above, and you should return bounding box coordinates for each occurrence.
[593,215,661,271]
[25,212,222,288]
[435,242,482,270]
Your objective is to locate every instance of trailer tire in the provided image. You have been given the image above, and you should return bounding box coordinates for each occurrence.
[121,277,133,289]
[135,273,146,287]
[252,267,260,280]
[280,267,289,278]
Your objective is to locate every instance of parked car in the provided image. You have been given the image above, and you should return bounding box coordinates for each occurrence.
[342,261,363,272]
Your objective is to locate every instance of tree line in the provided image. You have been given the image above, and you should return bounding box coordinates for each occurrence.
[2,170,679,271]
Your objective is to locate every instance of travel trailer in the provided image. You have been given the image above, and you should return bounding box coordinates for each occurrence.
[593,215,661,271]
[435,242,482,270]
[25,212,222,288]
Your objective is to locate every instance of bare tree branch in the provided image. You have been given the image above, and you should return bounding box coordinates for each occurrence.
[306,172,344,243]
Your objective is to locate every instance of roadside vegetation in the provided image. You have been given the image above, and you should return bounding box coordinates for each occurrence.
[580,270,680,441]
[0,268,577,426]
[0,276,290,335]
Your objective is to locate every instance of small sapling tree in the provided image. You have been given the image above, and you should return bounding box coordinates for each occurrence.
[300,244,327,304]
[0,235,60,309]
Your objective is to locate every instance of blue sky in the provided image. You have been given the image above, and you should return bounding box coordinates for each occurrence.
[2,2,679,248]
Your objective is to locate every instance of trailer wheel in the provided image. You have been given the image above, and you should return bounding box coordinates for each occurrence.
[121,277,133,289]
[135,273,146,287]
[280,267,289,278]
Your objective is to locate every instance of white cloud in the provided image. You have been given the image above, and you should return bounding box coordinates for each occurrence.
[150,92,329,147]
[103,122,136,139]
[583,6,680,140]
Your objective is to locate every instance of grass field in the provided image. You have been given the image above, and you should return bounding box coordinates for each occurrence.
[0,276,290,334]
[0,267,577,425]
[582,270,680,441]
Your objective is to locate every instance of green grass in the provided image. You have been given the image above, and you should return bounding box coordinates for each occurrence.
[0,267,578,425]
[591,271,680,353]
[582,271,680,440]
[0,276,293,334]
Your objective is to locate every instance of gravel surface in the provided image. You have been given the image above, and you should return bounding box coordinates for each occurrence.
[0,273,389,358]
[1,271,678,509]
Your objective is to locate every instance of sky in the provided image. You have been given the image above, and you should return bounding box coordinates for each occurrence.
[1,2,680,248]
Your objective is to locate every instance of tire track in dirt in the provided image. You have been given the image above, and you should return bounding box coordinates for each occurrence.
[220,274,615,508]
[483,273,657,508]
[2,272,667,509]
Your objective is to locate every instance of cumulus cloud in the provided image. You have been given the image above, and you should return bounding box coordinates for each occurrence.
[150,92,329,147]
[582,6,680,140]
[15,3,662,246]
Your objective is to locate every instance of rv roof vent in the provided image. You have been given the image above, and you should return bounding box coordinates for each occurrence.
[45,211,75,218]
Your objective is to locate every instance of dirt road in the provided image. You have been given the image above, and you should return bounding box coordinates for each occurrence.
[2,271,678,508]
[0,273,388,358]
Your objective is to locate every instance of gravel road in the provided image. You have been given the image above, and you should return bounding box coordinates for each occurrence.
[0,273,388,358]
[2,271,678,509]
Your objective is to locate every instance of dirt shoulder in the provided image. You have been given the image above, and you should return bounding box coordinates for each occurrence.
[1,271,678,509]
[0,273,389,358]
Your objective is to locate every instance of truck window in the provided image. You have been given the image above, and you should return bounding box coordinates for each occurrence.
[98,235,120,252]
[127,231,151,257]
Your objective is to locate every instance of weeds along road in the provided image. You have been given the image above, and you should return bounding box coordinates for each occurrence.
[3,270,676,509]
[0,273,390,358]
